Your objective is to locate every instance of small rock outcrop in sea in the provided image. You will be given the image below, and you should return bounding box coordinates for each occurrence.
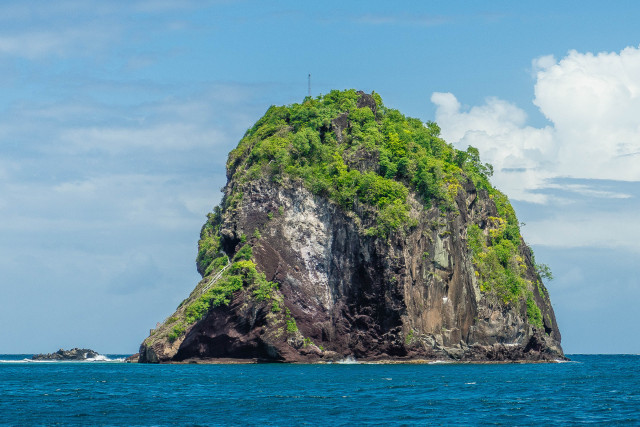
[139,90,564,363]
[32,348,100,361]
[125,353,140,363]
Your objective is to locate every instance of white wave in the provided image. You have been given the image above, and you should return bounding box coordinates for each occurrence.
[428,360,453,364]
[336,356,358,364]
[0,355,126,363]
[85,355,125,362]
[554,359,580,364]
[0,358,64,363]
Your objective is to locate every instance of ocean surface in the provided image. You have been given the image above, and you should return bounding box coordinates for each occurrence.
[1,354,638,425]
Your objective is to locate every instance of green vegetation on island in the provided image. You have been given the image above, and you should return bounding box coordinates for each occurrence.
[163,89,551,344]
[226,89,495,237]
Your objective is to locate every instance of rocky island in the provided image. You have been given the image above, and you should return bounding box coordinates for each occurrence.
[32,348,100,361]
[139,90,564,363]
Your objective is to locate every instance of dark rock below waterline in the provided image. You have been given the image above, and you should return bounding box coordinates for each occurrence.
[32,348,100,361]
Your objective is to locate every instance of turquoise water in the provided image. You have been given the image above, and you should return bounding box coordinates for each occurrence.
[1,355,638,425]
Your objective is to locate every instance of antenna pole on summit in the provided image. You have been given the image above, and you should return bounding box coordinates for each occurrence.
[308,74,311,97]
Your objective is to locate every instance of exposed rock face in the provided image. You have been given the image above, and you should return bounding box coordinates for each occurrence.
[140,178,563,363]
[32,348,100,361]
[139,90,564,363]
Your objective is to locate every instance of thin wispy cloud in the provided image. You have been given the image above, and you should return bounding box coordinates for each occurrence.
[0,82,262,226]
[0,28,118,59]
[354,10,508,27]
[0,0,207,60]
[0,0,204,20]
[356,13,452,27]
[525,210,640,253]
[0,73,264,353]
[543,183,631,199]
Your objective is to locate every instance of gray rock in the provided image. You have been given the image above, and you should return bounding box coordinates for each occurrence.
[139,177,564,363]
[32,348,100,361]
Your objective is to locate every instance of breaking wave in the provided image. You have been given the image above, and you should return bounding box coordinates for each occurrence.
[0,355,126,363]
[335,356,358,364]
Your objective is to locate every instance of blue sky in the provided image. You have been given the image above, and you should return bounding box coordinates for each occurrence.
[1,1,639,354]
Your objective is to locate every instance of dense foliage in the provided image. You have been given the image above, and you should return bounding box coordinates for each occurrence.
[187,89,549,334]
[226,89,494,237]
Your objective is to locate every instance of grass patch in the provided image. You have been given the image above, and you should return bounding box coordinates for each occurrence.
[526,294,544,330]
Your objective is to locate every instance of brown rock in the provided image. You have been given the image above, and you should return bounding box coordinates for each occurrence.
[139,177,564,363]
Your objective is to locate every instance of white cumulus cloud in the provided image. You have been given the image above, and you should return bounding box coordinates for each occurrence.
[432,45,640,202]
[432,93,554,202]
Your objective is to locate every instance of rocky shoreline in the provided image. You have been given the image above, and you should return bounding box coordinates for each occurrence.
[132,357,567,365]
[136,334,568,364]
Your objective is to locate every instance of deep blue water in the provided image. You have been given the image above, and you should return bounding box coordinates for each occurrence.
[1,354,638,425]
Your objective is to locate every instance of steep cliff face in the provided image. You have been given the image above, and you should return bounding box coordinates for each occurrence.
[139,90,563,363]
